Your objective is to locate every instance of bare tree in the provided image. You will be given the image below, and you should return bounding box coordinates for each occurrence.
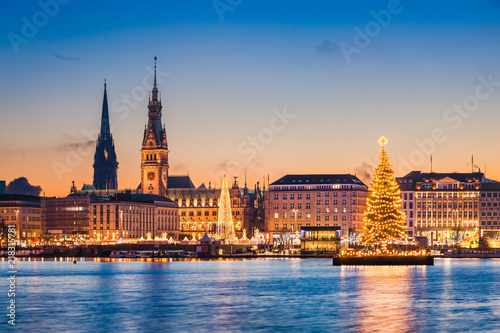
[449,226,464,247]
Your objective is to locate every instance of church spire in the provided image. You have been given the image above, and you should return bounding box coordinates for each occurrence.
[153,56,157,88]
[93,80,118,190]
[100,79,110,140]
[151,56,159,102]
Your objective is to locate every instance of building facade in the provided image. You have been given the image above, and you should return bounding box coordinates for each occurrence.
[93,81,119,190]
[90,192,178,241]
[0,194,42,246]
[479,183,500,239]
[165,176,264,240]
[42,194,91,243]
[397,172,483,243]
[140,57,169,196]
[266,174,368,241]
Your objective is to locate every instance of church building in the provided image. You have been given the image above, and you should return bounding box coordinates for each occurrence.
[93,80,119,190]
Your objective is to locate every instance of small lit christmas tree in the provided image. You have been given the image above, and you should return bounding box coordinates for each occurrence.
[216,173,235,240]
[361,137,406,245]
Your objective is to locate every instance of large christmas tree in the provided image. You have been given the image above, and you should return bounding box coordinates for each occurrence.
[361,137,406,244]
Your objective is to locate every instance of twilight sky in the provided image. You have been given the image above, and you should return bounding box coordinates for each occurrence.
[1,0,500,196]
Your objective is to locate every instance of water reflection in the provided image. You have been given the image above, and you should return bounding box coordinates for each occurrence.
[348,267,416,332]
[2,259,500,332]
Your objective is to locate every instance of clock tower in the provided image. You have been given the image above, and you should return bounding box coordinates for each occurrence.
[141,57,169,195]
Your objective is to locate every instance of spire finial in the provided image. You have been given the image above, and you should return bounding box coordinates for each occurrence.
[378,136,388,147]
[154,56,157,88]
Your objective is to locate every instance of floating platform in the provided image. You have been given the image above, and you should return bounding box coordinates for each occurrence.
[332,255,434,266]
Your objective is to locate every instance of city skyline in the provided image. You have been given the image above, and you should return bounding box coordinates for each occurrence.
[2,0,500,196]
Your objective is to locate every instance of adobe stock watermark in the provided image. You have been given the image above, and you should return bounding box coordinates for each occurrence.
[51,66,169,182]
[340,0,406,63]
[208,106,296,181]
[213,0,242,21]
[7,0,70,54]
[397,74,500,175]
[6,225,17,326]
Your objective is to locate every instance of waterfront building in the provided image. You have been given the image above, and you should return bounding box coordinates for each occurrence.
[266,174,368,241]
[42,193,91,243]
[81,58,264,242]
[140,57,169,196]
[166,176,264,240]
[479,182,500,238]
[0,194,42,246]
[300,226,341,253]
[397,171,484,243]
[90,192,178,241]
[0,181,5,194]
[93,81,119,190]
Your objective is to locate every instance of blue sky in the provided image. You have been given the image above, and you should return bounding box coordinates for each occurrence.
[1,0,500,195]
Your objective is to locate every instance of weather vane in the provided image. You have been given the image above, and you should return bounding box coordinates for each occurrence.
[378,136,388,147]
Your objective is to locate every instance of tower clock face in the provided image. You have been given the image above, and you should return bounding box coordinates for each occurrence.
[147,172,155,181]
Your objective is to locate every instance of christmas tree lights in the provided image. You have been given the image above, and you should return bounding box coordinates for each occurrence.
[216,173,236,240]
[361,137,406,245]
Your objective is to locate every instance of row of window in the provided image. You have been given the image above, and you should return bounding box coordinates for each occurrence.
[417,221,478,227]
[482,202,500,207]
[273,191,357,200]
[417,211,478,219]
[273,223,347,231]
[274,212,352,221]
[273,199,357,209]
[415,192,478,198]
[181,211,219,217]
[482,212,500,217]
[481,193,500,198]
[417,202,478,209]
[0,209,19,213]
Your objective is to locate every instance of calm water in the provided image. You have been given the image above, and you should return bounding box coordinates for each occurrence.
[1,258,500,332]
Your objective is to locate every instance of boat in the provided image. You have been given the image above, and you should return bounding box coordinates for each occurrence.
[444,248,500,258]
[137,251,154,258]
[109,250,127,258]
[124,250,139,258]
[180,251,197,258]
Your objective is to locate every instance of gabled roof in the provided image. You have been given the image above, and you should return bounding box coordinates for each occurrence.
[270,174,365,186]
[168,176,195,189]
[81,184,96,191]
[436,176,461,183]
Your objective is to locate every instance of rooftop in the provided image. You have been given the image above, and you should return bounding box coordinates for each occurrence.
[0,194,41,203]
[167,176,195,189]
[270,174,365,186]
[398,171,485,183]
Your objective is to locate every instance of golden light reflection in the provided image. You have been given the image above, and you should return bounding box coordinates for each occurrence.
[352,267,418,332]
